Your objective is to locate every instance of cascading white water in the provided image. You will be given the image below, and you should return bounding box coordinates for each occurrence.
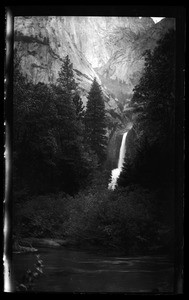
[108,131,128,190]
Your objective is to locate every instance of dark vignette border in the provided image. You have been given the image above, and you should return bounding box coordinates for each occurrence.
[4,4,185,295]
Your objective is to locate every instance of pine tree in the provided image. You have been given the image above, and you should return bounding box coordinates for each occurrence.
[73,92,85,121]
[117,158,133,187]
[131,29,175,140]
[118,30,176,189]
[56,55,81,139]
[56,56,98,192]
[57,55,78,98]
[13,52,98,195]
[84,77,107,163]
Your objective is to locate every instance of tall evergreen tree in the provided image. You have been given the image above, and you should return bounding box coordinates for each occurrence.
[56,56,98,192]
[13,52,99,195]
[84,77,107,163]
[56,55,82,139]
[118,29,176,188]
[73,92,85,121]
[57,54,78,98]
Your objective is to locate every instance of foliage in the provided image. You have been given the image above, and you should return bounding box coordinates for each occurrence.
[57,54,78,97]
[63,183,168,253]
[13,36,176,256]
[118,29,176,189]
[84,78,108,163]
[115,30,176,255]
[13,172,174,254]
[13,193,71,238]
[131,29,175,138]
[13,53,97,195]
[73,92,85,121]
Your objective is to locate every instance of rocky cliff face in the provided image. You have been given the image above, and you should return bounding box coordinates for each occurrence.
[95,17,175,104]
[14,16,105,108]
[14,16,175,112]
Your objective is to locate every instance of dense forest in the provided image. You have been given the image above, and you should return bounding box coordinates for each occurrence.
[13,29,176,255]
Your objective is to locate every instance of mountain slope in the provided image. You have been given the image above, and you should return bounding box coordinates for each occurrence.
[95,17,175,103]
[14,17,103,108]
[14,16,175,110]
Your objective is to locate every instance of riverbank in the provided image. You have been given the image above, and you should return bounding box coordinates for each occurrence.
[13,237,71,253]
[13,237,173,259]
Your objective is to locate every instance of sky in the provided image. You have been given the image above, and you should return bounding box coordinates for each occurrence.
[151,17,165,23]
[138,17,165,23]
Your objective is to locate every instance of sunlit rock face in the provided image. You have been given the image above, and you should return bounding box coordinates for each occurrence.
[14,17,104,108]
[14,17,120,111]
[67,17,154,69]
[14,16,175,110]
[96,17,175,103]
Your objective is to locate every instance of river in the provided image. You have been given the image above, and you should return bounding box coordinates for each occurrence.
[12,247,174,293]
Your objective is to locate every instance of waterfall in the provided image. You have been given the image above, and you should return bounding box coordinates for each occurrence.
[108,131,128,190]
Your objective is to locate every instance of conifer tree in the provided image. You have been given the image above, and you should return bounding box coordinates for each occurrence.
[56,55,81,137]
[56,55,97,192]
[73,92,85,121]
[13,53,100,195]
[85,77,107,163]
[118,30,176,188]
[57,54,78,98]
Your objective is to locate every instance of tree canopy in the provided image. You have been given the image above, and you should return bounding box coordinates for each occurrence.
[84,78,107,163]
[118,29,176,188]
[13,54,97,195]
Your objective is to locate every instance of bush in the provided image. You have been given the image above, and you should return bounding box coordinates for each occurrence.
[13,193,72,238]
[63,184,161,253]
[13,179,174,254]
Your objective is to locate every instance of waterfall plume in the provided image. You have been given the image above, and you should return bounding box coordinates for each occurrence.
[108,131,128,190]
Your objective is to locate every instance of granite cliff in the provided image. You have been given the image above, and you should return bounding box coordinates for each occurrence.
[95,17,175,104]
[14,16,175,111]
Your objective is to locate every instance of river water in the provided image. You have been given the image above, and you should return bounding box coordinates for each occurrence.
[12,247,174,293]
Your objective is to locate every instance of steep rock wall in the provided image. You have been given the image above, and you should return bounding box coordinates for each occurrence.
[14,16,175,108]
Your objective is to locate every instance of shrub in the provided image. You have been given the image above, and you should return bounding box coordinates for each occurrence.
[63,184,160,252]
[13,193,72,238]
[13,181,174,254]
